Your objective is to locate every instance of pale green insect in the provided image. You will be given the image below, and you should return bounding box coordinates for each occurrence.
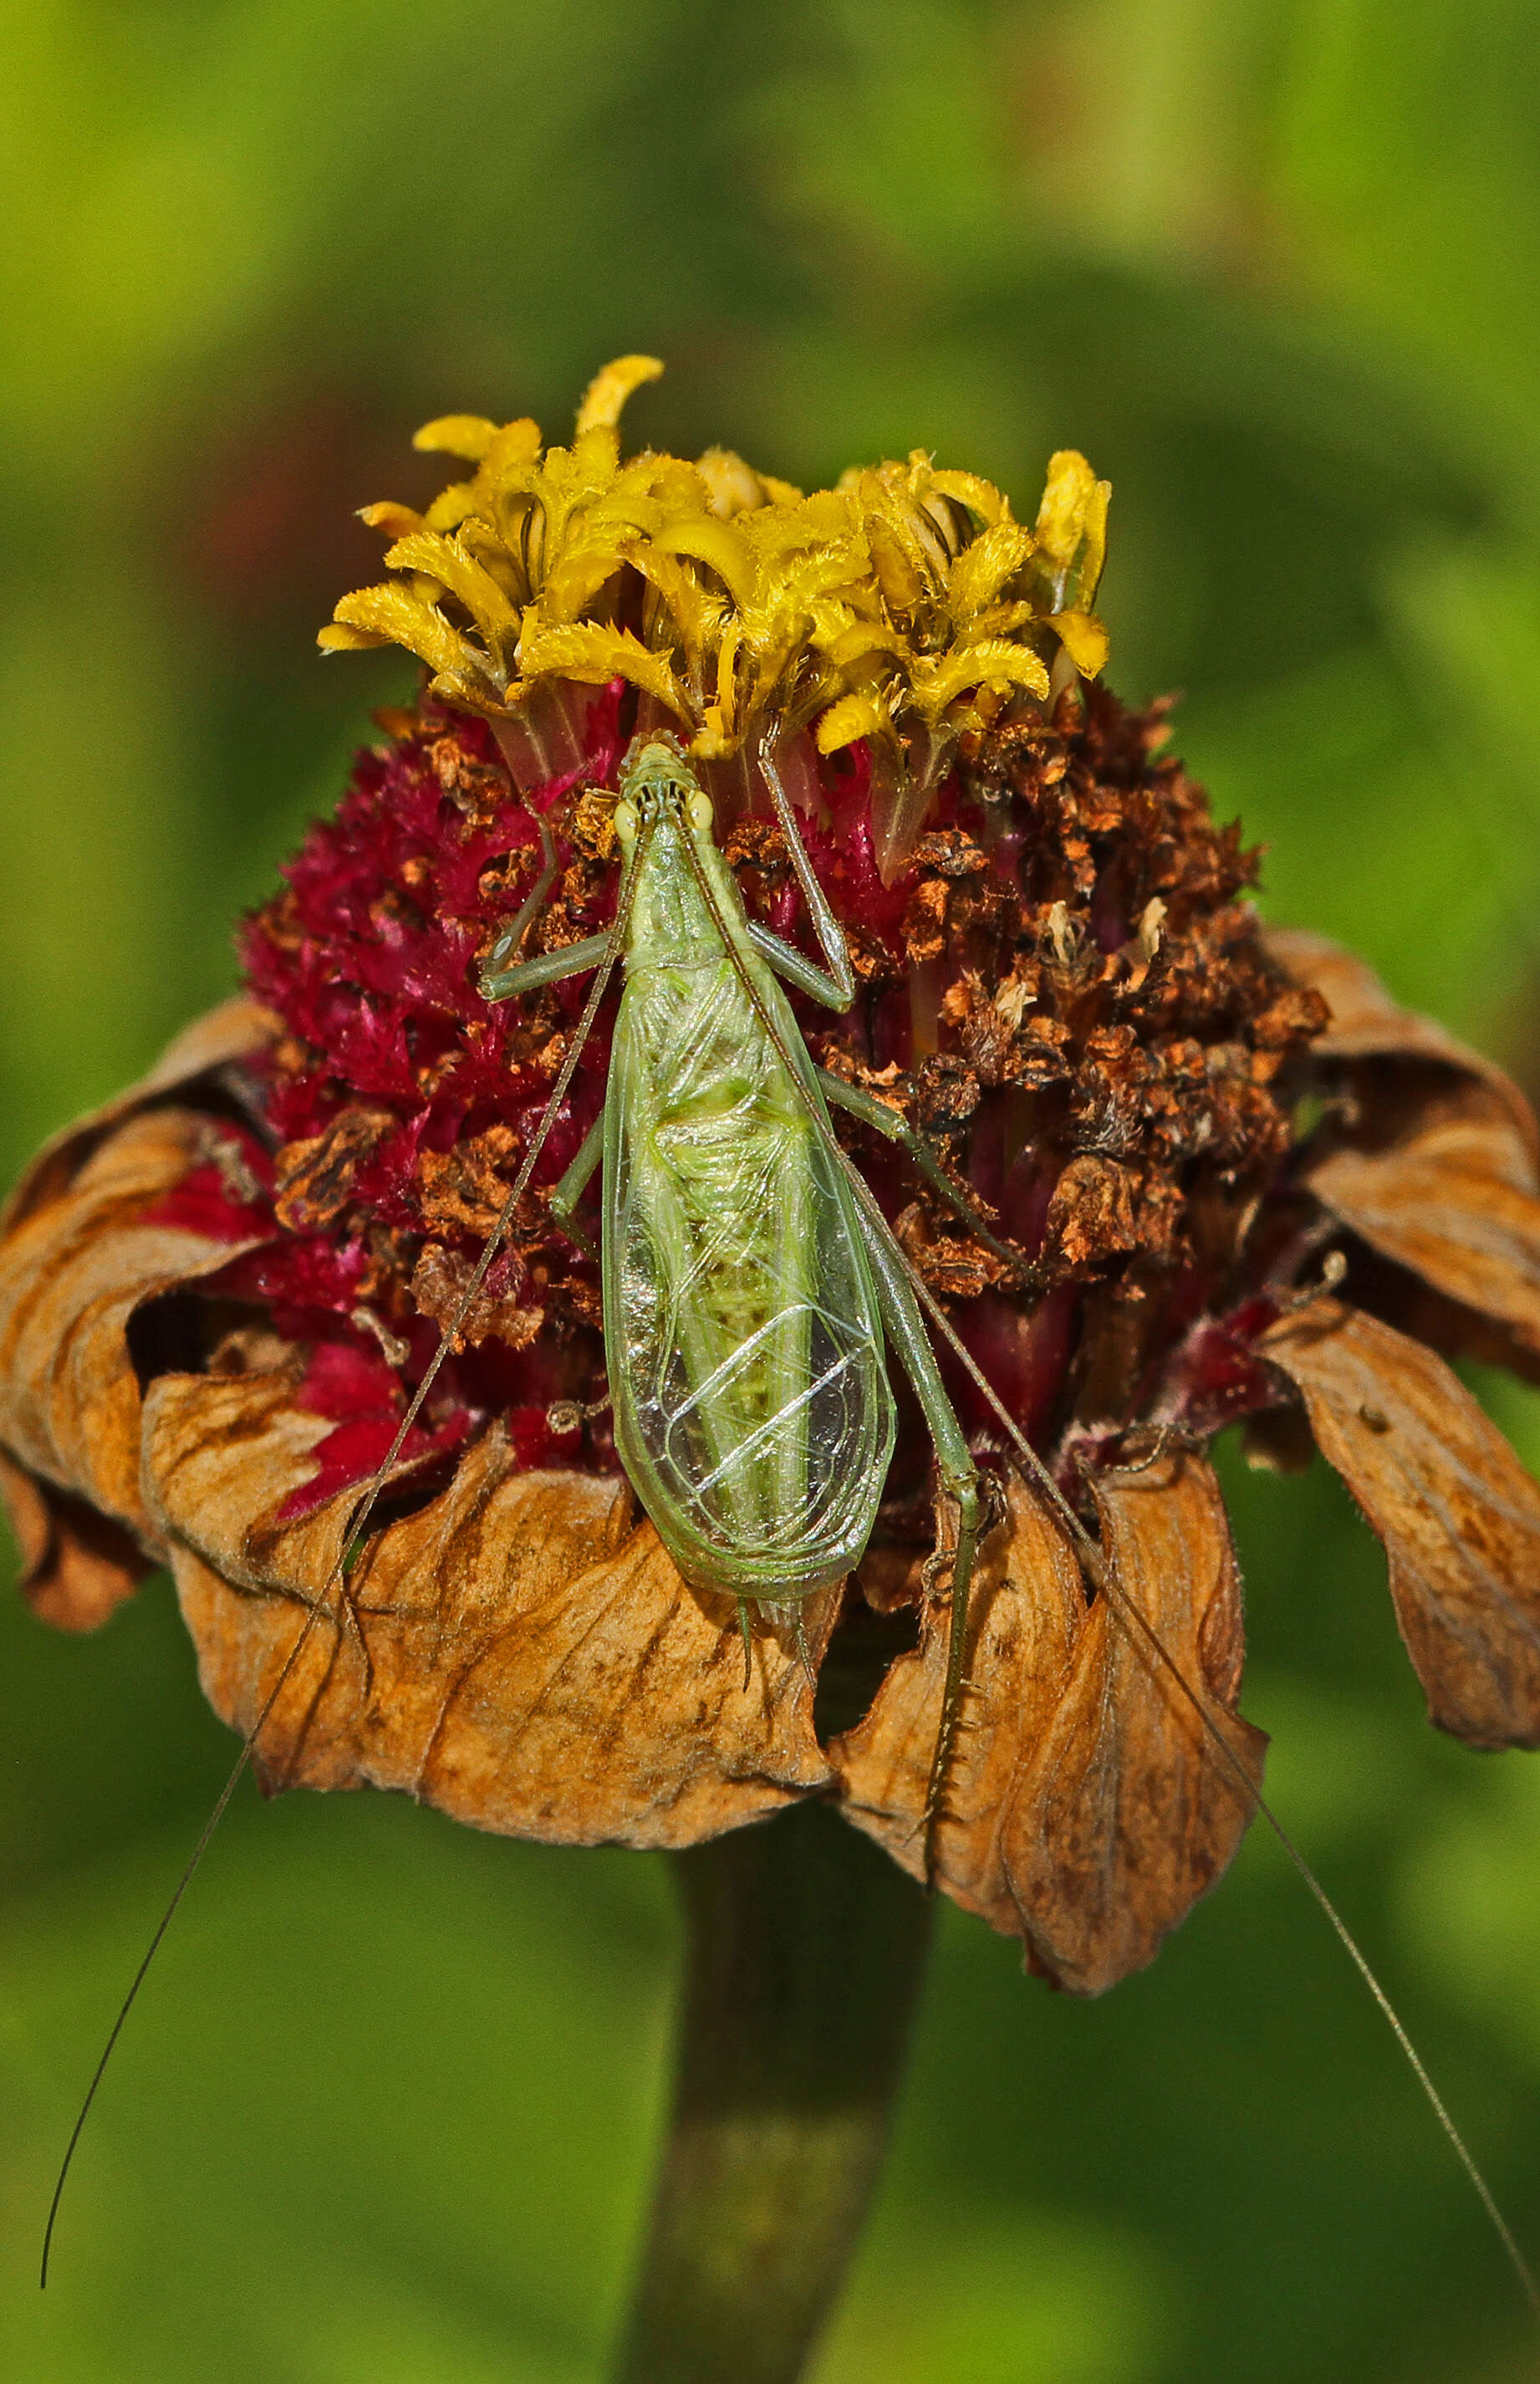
[480,728,986,1749]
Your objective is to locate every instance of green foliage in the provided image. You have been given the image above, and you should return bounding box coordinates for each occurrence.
[5,2,1540,2375]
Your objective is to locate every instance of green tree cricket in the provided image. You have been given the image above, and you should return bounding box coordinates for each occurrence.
[480,727,987,1835]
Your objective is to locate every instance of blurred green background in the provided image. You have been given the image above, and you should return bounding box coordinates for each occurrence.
[6,1,1540,2376]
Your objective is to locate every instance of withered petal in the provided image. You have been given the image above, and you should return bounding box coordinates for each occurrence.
[1043,1453,1266,1993]
[0,1104,268,1559]
[140,1366,838,1848]
[1262,1298,1540,1748]
[0,996,275,1233]
[1264,926,1538,1163]
[0,1444,149,1631]
[832,1478,1084,1932]
[1308,1121,1540,1376]
[832,1458,1265,1993]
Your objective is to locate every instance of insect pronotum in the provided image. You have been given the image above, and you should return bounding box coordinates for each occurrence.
[38,725,1540,2331]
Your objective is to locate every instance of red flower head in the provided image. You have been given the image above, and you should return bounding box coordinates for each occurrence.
[6,360,1540,1997]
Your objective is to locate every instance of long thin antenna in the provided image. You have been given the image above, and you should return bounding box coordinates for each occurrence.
[886,1238,1540,2325]
[41,855,640,2290]
[680,799,1540,2325]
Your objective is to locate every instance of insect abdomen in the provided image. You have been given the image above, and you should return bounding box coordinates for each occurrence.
[605,953,895,1603]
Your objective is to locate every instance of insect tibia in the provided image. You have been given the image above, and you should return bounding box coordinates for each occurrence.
[479,778,589,985]
[480,927,612,1003]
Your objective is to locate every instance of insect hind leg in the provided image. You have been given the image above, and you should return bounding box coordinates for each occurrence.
[849,1194,987,1888]
[816,1066,1033,1289]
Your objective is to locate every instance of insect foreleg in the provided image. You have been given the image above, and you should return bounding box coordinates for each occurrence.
[815,1066,1035,1288]
[848,1196,983,1885]
[747,750,1037,1283]
[480,794,571,988]
[755,732,856,1010]
[479,928,613,1003]
[546,1113,604,1260]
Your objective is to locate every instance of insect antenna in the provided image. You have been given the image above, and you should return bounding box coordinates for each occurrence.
[882,1215,1540,2325]
[676,805,1540,2326]
[40,826,646,2290]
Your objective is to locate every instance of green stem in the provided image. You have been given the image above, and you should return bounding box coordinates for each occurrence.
[611,1799,933,2384]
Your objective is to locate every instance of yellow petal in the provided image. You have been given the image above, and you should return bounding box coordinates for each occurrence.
[824,620,906,671]
[380,532,522,654]
[927,469,1010,525]
[815,692,889,753]
[358,501,425,540]
[317,621,391,653]
[1072,478,1111,608]
[695,447,769,519]
[908,640,1050,720]
[413,414,503,461]
[478,418,544,480]
[621,549,727,673]
[1034,450,1098,561]
[329,584,478,682]
[423,482,482,532]
[863,513,928,615]
[946,521,1035,620]
[518,621,687,716]
[1051,609,1110,678]
[653,514,755,607]
[574,355,664,437]
[759,470,805,508]
[715,620,741,727]
[691,707,733,761]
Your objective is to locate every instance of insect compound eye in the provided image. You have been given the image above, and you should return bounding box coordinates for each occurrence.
[613,798,639,845]
[686,788,714,835]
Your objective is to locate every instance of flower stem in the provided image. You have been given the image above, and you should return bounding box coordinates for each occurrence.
[611,1800,933,2384]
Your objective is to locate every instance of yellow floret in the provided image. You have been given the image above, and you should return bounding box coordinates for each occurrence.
[322,359,1111,877]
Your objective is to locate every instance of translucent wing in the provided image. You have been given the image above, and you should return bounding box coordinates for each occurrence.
[604,948,895,1601]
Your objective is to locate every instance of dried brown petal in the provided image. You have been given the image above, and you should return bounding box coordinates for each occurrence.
[1308,1102,1540,1375]
[1264,926,1538,1161]
[0,1000,274,1624]
[0,1105,266,1555]
[141,1365,837,1846]
[833,1457,1265,1993]
[409,1241,544,1350]
[832,1478,1083,1930]
[1262,1298,1540,1748]
[415,1126,519,1238]
[1052,1453,1266,1990]
[901,876,949,962]
[0,1445,148,1631]
[0,996,274,1233]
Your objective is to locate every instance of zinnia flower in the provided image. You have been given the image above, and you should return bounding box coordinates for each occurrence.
[6,356,1540,2001]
